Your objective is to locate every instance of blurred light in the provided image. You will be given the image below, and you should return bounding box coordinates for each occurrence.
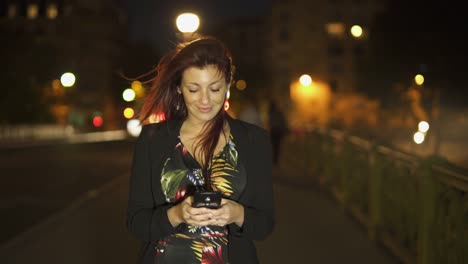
[122,88,136,102]
[413,131,425,144]
[224,100,230,111]
[52,79,61,92]
[226,89,231,100]
[47,4,58,19]
[8,4,17,18]
[127,119,142,137]
[350,25,363,38]
[27,4,38,19]
[414,74,424,86]
[149,112,166,123]
[60,72,76,88]
[123,107,135,119]
[325,23,345,38]
[93,116,104,128]
[176,13,200,33]
[299,74,312,86]
[418,121,430,133]
[236,80,247,90]
[131,81,145,97]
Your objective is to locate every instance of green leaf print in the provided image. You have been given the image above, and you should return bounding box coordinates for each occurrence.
[161,160,188,199]
[227,143,238,167]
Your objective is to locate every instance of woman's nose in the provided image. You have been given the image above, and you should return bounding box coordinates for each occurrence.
[200,90,210,104]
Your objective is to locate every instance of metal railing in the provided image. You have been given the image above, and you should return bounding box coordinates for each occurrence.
[291,128,468,264]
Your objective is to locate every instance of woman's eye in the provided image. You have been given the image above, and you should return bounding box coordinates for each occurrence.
[211,87,221,92]
[188,89,197,93]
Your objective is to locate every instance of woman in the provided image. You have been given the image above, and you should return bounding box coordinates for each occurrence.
[126,36,275,264]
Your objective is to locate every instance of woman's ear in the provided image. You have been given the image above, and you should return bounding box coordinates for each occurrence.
[176,87,182,94]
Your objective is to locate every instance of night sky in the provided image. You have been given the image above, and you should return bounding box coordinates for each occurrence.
[124,0,467,106]
[126,0,271,54]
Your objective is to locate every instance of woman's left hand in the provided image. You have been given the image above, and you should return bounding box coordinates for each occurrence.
[208,198,244,227]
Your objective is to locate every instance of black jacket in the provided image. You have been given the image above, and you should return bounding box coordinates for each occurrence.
[126,115,275,263]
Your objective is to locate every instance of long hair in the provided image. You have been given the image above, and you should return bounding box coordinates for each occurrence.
[139,36,235,184]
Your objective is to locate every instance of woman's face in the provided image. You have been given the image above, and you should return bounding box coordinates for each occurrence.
[179,65,228,124]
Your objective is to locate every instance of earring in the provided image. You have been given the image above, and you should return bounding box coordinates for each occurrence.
[176,102,180,111]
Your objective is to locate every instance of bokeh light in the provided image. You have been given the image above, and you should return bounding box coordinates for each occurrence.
[176,13,200,33]
[93,116,104,127]
[413,131,425,144]
[414,74,425,86]
[418,121,430,133]
[236,80,247,90]
[350,25,363,38]
[127,119,142,137]
[299,74,312,86]
[123,107,135,119]
[122,88,136,102]
[60,72,76,88]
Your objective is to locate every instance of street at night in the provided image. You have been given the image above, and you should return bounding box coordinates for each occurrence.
[1,0,467,263]
[0,140,135,246]
[0,139,398,264]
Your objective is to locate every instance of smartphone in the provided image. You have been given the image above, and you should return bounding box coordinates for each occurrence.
[192,191,222,209]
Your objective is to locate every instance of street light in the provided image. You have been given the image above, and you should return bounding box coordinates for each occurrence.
[414,74,424,86]
[176,13,200,33]
[350,25,363,38]
[176,13,200,42]
[60,72,76,88]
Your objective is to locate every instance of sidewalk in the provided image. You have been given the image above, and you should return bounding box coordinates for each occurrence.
[0,171,398,264]
[0,130,130,150]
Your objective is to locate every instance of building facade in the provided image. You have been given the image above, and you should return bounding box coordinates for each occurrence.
[0,0,127,129]
[268,0,384,111]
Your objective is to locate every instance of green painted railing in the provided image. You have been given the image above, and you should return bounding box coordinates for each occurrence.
[291,128,468,264]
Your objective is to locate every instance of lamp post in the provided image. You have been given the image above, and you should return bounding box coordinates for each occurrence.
[175,13,200,42]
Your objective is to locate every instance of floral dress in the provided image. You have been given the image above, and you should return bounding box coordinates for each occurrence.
[154,134,246,264]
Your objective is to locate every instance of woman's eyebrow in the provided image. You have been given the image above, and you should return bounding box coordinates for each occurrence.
[184,79,223,86]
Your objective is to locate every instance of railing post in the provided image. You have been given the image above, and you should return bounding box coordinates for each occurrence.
[417,157,438,264]
[368,145,382,241]
[340,136,352,207]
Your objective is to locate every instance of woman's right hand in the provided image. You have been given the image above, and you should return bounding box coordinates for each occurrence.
[167,196,215,227]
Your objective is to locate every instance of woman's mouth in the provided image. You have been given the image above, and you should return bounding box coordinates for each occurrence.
[199,107,212,113]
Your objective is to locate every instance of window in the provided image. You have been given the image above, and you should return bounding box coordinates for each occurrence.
[353,44,365,57]
[27,4,39,19]
[325,22,345,38]
[329,63,344,75]
[47,4,58,19]
[279,28,289,42]
[7,4,16,18]
[327,43,344,57]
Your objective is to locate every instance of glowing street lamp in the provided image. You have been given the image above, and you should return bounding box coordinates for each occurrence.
[60,72,76,88]
[413,131,425,144]
[350,25,363,38]
[299,74,312,86]
[418,121,430,133]
[414,74,424,86]
[176,13,200,33]
[122,88,136,102]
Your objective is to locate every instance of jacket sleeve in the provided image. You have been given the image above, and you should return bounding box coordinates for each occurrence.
[230,127,275,241]
[126,125,177,242]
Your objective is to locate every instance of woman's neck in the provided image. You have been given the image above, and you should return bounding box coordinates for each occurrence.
[181,119,209,137]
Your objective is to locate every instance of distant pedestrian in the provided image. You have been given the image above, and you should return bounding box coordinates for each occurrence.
[239,98,262,128]
[267,100,288,165]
